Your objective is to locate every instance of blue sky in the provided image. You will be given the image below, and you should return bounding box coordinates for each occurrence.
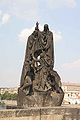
[0,0,80,87]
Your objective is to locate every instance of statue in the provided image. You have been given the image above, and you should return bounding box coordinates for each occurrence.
[17,23,64,108]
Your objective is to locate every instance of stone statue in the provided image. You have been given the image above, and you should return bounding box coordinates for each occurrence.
[17,23,64,108]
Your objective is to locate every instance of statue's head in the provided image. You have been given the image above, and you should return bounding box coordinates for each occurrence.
[44,24,49,32]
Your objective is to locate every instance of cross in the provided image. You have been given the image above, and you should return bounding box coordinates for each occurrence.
[35,22,39,30]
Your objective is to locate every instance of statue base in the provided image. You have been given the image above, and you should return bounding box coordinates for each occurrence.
[17,87,64,108]
[17,70,64,108]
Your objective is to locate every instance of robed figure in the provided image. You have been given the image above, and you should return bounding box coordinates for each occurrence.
[17,23,64,108]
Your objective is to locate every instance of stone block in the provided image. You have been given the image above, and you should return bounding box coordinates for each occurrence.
[15,108,40,117]
[41,107,65,115]
[0,116,40,120]
[65,108,78,116]
[0,110,15,118]
[41,115,63,120]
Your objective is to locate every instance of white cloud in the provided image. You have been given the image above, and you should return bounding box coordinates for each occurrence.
[0,10,11,25]
[18,27,34,42]
[18,24,62,43]
[46,0,77,9]
[12,0,38,20]
[63,59,80,69]
[2,13,10,24]
[0,10,2,25]
[18,24,43,42]
[0,10,2,16]
[46,0,64,9]
[0,10,2,21]
[65,0,76,8]
[0,0,77,21]
[0,0,38,20]
[53,31,62,42]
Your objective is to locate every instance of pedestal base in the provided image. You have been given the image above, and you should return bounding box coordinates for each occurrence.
[17,88,64,108]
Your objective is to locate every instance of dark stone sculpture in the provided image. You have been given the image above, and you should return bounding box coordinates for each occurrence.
[17,23,64,108]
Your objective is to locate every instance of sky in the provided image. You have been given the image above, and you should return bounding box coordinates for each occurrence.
[0,0,80,87]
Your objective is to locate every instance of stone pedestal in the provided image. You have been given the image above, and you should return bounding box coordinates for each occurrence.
[17,87,64,108]
[0,107,80,120]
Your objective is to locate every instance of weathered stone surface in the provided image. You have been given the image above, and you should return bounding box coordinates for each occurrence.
[41,115,63,120]
[15,108,40,117]
[17,88,64,108]
[0,110,15,118]
[0,107,80,120]
[0,116,40,120]
[65,108,78,116]
[17,23,64,108]
[40,107,65,115]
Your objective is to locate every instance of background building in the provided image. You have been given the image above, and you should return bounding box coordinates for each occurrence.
[0,87,18,94]
[62,83,80,104]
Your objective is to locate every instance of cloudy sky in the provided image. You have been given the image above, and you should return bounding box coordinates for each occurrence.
[0,0,80,87]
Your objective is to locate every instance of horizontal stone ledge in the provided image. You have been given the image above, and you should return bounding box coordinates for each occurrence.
[0,106,80,118]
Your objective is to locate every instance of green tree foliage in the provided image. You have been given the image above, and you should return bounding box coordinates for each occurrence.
[0,92,17,100]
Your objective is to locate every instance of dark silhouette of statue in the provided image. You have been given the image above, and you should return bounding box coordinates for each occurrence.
[17,23,64,108]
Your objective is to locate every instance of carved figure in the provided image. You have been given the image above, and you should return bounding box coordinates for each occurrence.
[17,23,64,108]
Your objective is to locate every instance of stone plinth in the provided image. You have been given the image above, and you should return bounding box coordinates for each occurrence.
[0,106,80,120]
[17,88,64,108]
